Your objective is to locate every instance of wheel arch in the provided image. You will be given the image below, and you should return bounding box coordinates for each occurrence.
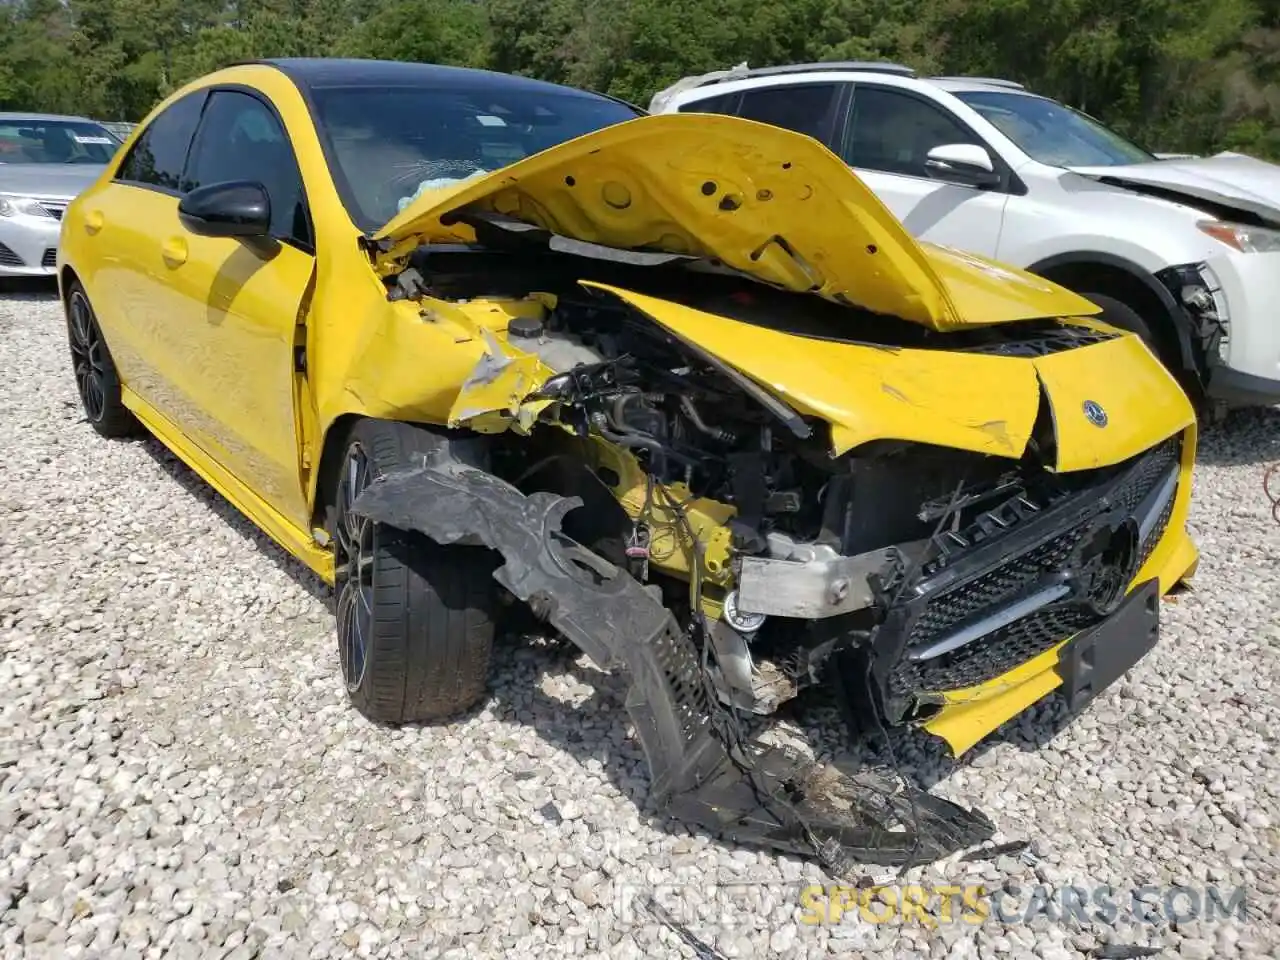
[310,413,361,529]
[59,264,81,305]
[1026,251,1200,377]
[309,414,494,531]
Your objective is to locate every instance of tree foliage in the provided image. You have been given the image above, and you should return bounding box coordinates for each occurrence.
[0,0,1275,159]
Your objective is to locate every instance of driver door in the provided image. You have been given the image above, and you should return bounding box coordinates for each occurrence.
[161,88,317,527]
[837,84,1009,257]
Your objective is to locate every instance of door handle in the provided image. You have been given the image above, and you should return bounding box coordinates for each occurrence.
[84,209,104,235]
[161,237,188,267]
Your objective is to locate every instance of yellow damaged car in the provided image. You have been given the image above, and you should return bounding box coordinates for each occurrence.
[58,59,1199,870]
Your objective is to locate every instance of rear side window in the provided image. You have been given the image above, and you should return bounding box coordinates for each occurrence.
[736,84,843,144]
[115,92,206,191]
[677,92,739,115]
[183,90,312,248]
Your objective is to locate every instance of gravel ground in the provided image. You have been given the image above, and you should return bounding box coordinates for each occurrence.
[1,284,1278,960]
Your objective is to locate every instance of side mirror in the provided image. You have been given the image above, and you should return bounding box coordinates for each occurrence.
[178,181,271,239]
[924,144,1001,188]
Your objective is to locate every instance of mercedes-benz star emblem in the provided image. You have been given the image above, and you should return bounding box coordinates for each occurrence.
[1083,400,1108,428]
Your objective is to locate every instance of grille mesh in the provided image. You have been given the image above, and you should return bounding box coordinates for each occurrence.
[961,324,1117,358]
[889,436,1181,698]
[653,618,713,745]
[0,243,23,267]
[894,607,1095,697]
[41,248,56,268]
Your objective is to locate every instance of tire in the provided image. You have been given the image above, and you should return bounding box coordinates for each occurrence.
[64,281,137,438]
[1080,292,1160,356]
[329,418,498,725]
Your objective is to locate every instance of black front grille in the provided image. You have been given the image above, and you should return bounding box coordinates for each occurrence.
[1139,491,1176,573]
[889,436,1181,699]
[1109,437,1181,517]
[0,242,23,267]
[41,248,56,268]
[42,204,64,220]
[961,323,1118,358]
[893,607,1095,698]
[903,527,1087,653]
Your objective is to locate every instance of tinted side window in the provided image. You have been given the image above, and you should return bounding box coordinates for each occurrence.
[736,84,842,143]
[843,87,980,177]
[184,90,311,248]
[115,92,206,191]
[677,92,739,115]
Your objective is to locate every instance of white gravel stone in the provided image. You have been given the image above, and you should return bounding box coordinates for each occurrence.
[2,286,1279,958]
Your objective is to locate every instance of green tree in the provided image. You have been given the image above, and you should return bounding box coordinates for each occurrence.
[0,0,1272,159]
[340,0,488,66]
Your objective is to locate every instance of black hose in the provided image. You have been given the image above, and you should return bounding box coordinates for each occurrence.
[680,396,735,444]
[593,420,700,473]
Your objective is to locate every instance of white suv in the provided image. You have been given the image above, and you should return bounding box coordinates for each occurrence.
[652,62,1280,410]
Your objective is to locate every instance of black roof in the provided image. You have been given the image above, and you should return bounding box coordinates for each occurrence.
[253,58,603,99]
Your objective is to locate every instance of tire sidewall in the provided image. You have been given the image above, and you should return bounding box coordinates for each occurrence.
[329,419,497,724]
[65,281,133,438]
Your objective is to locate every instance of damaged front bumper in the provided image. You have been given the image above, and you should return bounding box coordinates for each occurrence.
[353,456,997,872]
[717,431,1196,757]
[349,418,1197,871]
[875,435,1183,720]
[914,431,1199,754]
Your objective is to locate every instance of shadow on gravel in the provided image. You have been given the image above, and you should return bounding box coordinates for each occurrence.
[484,633,687,838]
[1195,406,1280,467]
[136,436,332,605]
[480,628,1080,862]
[0,277,59,300]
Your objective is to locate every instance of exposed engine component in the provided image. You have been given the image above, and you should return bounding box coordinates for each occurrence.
[721,590,766,634]
[505,320,606,373]
[500,295,1183,733]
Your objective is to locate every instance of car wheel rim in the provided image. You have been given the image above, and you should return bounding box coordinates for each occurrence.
[68,293,106,423]
[335,442,375,693]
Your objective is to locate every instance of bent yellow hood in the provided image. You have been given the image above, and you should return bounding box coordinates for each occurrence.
[450,282,1192,470]
[374,114,1099,332]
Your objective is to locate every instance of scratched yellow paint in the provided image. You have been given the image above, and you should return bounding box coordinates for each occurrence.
[1033,334,1196,471]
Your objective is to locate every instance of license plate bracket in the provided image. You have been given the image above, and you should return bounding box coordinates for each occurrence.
[1056,578,1161,714]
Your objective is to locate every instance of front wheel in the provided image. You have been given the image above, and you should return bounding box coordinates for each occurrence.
[329,419,498,724]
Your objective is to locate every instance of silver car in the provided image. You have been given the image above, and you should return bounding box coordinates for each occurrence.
[0,112,120,277]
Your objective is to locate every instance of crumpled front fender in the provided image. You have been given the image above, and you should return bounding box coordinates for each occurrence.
[446,328,553,433]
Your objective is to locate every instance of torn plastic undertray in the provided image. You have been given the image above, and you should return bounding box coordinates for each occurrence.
[352,458,996,872]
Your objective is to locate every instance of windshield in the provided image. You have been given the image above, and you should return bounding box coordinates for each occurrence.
[310,84,642,231]
[955,91,1155,167]
[0,118,119,164]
